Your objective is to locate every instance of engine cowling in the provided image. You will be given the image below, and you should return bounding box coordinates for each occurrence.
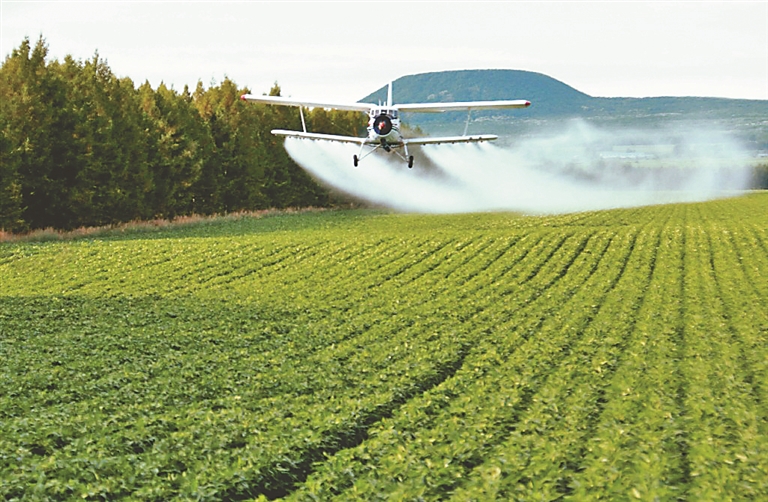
[372,114,393,136]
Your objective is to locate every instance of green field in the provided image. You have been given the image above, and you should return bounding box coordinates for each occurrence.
[1,195,767,500]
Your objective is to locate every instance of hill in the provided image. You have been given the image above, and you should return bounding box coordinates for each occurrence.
[361,69,592,116]
[360,69,768,126]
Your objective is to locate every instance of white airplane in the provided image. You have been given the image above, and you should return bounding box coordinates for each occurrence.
[240,83,530,168]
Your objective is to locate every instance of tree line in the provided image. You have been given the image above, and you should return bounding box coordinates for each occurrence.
[0,37,366,232]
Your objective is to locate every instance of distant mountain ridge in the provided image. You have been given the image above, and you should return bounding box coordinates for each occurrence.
[359,69,767,120]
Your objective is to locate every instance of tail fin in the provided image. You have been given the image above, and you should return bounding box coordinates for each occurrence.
[387,81,393,107]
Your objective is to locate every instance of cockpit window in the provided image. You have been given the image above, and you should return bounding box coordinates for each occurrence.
[372,109,398,119]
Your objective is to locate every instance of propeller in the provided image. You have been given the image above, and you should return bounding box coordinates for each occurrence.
[372,114,393,135]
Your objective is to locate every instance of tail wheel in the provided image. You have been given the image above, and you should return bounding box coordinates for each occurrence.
[353,155,359,167]
[408,156,414,168]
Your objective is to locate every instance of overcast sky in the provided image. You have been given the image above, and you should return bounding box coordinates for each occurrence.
[2,1,766,102]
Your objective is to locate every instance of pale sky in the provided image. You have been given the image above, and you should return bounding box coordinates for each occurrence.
[2,1,767,102]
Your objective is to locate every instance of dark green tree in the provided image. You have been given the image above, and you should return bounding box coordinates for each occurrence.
[61,53,154,226]
[139,81,211,218]
[0,109,25,232]
[0,36,80,229]
[192,78,270,212]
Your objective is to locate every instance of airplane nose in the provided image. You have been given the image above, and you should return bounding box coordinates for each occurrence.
[373,114,392,135]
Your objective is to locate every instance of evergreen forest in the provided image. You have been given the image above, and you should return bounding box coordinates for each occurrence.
[0,37,365,232]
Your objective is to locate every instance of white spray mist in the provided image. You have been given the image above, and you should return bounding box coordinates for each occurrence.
[283,120,752,214]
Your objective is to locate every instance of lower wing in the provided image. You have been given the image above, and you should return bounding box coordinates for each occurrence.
[271,130,499,146]
[404,134,498,145]
[271,129,367,145]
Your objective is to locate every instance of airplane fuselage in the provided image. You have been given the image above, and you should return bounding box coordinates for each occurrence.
[367,108,403,147]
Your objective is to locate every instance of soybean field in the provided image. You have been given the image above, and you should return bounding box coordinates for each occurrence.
[1,194,767,500]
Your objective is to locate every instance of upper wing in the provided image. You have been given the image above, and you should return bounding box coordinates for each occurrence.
[241,94,374,112]
[271,129,367,145]
[404,134,498,145]
[396,100,530,113]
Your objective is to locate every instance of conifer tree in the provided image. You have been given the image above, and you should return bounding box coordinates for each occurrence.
[0,37,80,229]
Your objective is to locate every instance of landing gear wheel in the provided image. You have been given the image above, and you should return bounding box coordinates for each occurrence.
[408,156,414,168]
[353,155,359,167]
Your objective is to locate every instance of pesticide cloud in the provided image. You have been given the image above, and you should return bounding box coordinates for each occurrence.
[283,120,752,214]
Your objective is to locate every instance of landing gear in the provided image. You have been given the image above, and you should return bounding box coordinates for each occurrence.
[353,144,414,168]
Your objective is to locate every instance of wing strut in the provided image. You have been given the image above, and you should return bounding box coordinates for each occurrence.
[463,109,472,136]
[300,107,307,133]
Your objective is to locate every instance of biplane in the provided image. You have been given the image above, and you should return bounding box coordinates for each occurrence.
[240,82,530,167]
